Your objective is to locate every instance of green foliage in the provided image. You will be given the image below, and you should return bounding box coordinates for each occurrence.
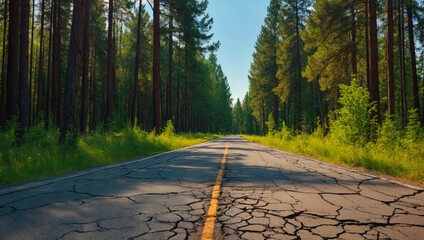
[329,79,374,145]
[274,122,293,141]
[162,120,176,137]
[0,123,217,186]
[265,113,276,135]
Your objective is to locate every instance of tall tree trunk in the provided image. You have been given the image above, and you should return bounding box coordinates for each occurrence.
[387,0,395,118]
[45,6,54,128]
[176,34,181,132]
[351,7,357,77]
[273,26,278,130]
[105,0,113,124]
[90,53,97,130]
[184,43,188,132]
[399,0,407,126]
[365,0,370,89]
[29,0,35,125]
[112,19,117,111]
[1,0,7,128]
[153,0,161,134]
[19,0,30,130]
[80,0,89,133]
[60,0,87,140]
[51,0,59,126]
[55,0,62,125]
[36,0,45,121]
[167,13,173,122]
[91,56,97,130]
[406,0,420,120]
[369,0,381,125]
[131,0,142,127]
[295,0,303,132]
[5,0,19,120]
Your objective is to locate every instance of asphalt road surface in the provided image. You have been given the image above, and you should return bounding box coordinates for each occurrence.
[1,136,423,240]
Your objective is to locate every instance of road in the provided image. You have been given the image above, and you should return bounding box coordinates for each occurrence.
[0,135,423,240]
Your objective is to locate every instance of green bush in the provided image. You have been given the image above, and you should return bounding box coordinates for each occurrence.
[329,78,375,145]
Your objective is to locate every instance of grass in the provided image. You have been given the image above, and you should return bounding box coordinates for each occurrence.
[243,132,424,183]
[0,123,218,186]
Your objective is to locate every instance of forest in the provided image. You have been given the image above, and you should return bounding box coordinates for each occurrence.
[237,0,424,182]
[0,0,232,185]
[233,0,424,135]
[0,0,233,136]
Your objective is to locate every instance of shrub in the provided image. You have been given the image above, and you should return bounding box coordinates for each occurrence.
[330,78,374,145]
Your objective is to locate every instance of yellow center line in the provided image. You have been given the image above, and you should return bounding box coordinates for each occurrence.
[201,142,229,240]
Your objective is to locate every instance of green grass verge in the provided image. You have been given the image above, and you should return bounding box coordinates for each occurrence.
[0,124,218,186]
[243,134,424,183]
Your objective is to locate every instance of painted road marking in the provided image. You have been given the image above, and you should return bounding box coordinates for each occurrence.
[201,142,229,240]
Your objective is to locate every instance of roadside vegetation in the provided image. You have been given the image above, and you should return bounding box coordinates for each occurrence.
[0,121,217,186]
[244,80,424,183]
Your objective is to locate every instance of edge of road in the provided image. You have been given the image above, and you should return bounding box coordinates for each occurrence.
[0,137,229,196]
[243,137,424,191]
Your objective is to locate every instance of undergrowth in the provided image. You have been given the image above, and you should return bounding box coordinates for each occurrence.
[0,121,217,186]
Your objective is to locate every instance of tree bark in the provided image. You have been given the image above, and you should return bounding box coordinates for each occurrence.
[131,0,142,127]
[56,0,62,125]
[387,0,395,118]
[19,0,30,130]
[295,0,303,132]
[45,5,54,128]
[351,7,357,77]
[80,0,89,133]
[36,0,45,121]
[167,12,173,122]
[406,0,420,120]
[369,0,381,125]
[5,0,19,120]
[398,0,407,126]
[52,0,61,126]
[90,53,97,130]
[105,0,114,124]
[29,0,35,125]
[60,0,87,140]
[153,0,161,134]
[176,34,181,132]
[184,43,188,132]
[365,0,370,89]
[1,0,7,128]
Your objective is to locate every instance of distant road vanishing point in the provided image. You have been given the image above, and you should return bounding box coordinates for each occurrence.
[1,136,423,239]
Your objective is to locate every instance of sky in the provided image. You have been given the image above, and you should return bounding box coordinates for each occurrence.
[207,1,268,105]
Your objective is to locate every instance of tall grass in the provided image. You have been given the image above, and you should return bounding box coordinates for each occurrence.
[0,121,217,186]
[244,132,424,183]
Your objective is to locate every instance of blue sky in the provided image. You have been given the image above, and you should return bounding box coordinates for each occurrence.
[207,1,268,105]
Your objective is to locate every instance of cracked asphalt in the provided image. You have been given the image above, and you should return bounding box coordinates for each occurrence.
[1,136,424,240]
